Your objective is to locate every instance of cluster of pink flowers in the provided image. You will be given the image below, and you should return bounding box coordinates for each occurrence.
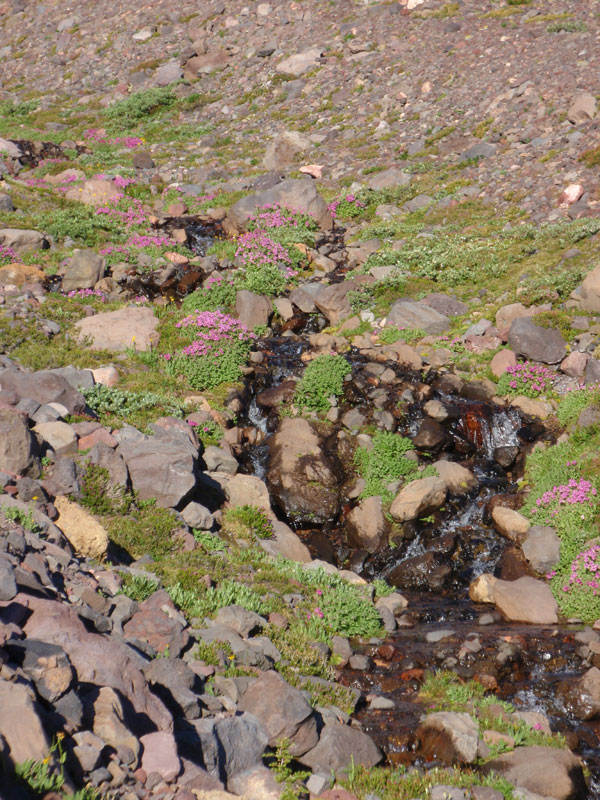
[561,544,600,595]
[164,310,255,360]
[505,362,555,394]
[96,194,146,228]
[250,204,304,229]
[235,231,296,278]
[0,243,18,264]
[327,194,365,219]
[205,272,234,289]
[534,478,597,509]
[65,288,106,301]
[84,129,143,149]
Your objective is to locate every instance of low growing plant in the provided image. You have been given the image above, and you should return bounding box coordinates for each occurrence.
[294,354,351,412]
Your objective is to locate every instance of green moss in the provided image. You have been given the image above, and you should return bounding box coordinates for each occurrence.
[355,432,419,502]
[294,354,352,412]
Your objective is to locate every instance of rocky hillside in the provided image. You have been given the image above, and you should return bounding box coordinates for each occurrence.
[1,1,600,800]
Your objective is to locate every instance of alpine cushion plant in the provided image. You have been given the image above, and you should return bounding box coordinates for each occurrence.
[164,309,255,391]
[497,361,556,398]
[234,230,296,296]
[294,354,352,412]
[0,243,18,265]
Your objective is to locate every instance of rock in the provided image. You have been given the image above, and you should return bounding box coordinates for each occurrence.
[416,711,479,764]
[386,342,423,370]
[213,713,269,782]
[54,496,109,559]
[421,293,468,318]
[509,395,551,420]
[211,472,270,511]
[434,461,477,496]
[389,476,447,522]
[491,349,517,378]
[492,507,530,543]
[346,495,390,553]
[0,262,45,286]
[0,139,21,158]
[235,290,271,330]
[0,408,40,477]
[93,686,140,762]
[578,265,600,313]
[34,420,78,455]
[185,50,230,76]
[267,418,340,525]
[225,179,332,233]
[276,47,322,77]
[263,131,310,170]
[140,732,181,782]
[413,418,447,450]
[568,92,597,124]
[65,178,121,207]
[313,277,373,325]
[117,425,198,508]
[11,638,73,702]
[508,318,566,364]
[299,723,382,774]
[181,501,213,530]
[154,61,184,85]
[482,746,585,800]
[0,228,48,253]
[62,250,106,292]
[461,142,496,160]
[0,679,49,765]
[202,446,238,475]
[495,303,534,337]
[228,764,282,800]
[238,671,318,756]
[215,605,265,638]
[23,596,173,732]
[386,300,450,335]
[91,365,120,388]
[469,573,498,604]
[75,306,159,352]
[559,667,600,720]
[0,554,17,600]
[493,577,558,624]
[144,658,201,720]
[522,526,560,574]
[365,167,411,190]
[258,518,312,563]
[123,592,189,657]
[561,351,589,379]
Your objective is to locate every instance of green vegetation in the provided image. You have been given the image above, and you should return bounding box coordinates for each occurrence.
[223,505,274,540]
[378,325,426,345]
[355,432,420,502]
[82,384,183,428]
[104,87,176,131]
[1,505,41,533]
[294,354,352,412]
[266,739,312,800]
[118,573,160,602]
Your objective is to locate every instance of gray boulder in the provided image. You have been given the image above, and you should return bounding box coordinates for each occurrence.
[299,723,382,774]
[508,318,566,364]
[62,250,106,292]
[522,526,560,574]
[235,290,272,330]
[417,711,479,764]
[225,178,332,233]
[386,299,450,334]
[0,228,49,253]
[482,746,585,800]
[0,409,40,477]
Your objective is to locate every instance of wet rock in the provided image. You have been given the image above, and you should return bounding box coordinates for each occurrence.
[299,723,382,774]
[267,418,340,524]
[522,526,560,574]
[225,178,332,233]
[413,418,447,450]
[558,667,600,720]
[346,495,390,553]
[491,506,530,543]
[492,577,558,624]
[386,299,450,335]
[0,408,40,477]
[434,460,477,496]
[493,446,519,469]
[75,306,159,352]
[469,573,498,604]
[390,476,447,522]
[257,380,297,409]
[62,249,105,292]
[238,670,318,756]
[417,711,479,764]
[0,679,49,764]
[235,290,271,330]
[389,551,452,591]
[482,746,585,800]
[507,318,566,364]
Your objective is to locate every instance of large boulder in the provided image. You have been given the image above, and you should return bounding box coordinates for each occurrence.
[62,249,106,292]
[482,746,585,800]
[225,178,332,233]
[0,679,50,765]
[0,228,49,253]
[235,290,271,330]
[116,422,199,508]
[299,723,382,775]
[386,299,450,335]
[65,178,121,207]
[577,265,600,313]
[23,595,173,732]
[492,576,558,624]
[507,318,566,364]
[74,306,159,352]
[238,671,318,756]
[433,460,477,496]
[267,417,340,525]
[558,666,600,720]
[53,496,109,560]
[491,506,530,543]
[0,369,86,414]
[389,476,447,522]
[0,408,40,477]
[522,526,561,574]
